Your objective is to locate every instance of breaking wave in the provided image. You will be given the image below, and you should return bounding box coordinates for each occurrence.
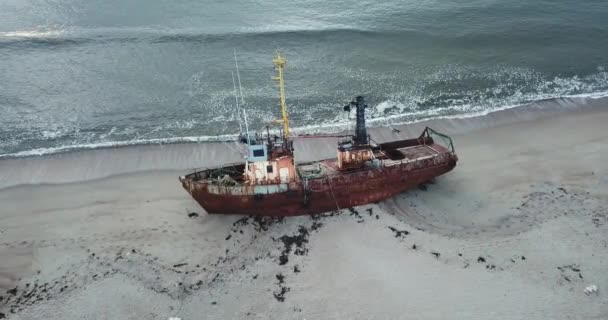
[0,26,376,48]
[1,90,607,160]
[0,134,239,159]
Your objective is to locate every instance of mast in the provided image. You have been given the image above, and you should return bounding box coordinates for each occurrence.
[243,109,251,146]
[231,71,243,133]
[272,52,290,140]
[234,49,245,105]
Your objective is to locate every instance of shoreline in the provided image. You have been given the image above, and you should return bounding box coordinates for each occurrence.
[1,95,607,190]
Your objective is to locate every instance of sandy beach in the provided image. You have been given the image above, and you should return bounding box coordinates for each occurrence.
[1,102,607,319]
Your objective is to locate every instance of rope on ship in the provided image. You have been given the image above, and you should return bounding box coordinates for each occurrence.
[326,175,341,210]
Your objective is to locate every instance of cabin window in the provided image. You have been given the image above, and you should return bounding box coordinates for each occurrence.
[253,149,264,157]
[266,165,273,173]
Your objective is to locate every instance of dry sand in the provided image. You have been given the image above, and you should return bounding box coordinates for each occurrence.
[1,105,607,319]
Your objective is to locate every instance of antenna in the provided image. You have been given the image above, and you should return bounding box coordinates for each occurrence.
[234,49,245,105]
[231,71,243,133]
[242,109,251,146]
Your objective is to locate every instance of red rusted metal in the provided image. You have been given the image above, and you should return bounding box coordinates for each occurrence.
[179,128,458,216]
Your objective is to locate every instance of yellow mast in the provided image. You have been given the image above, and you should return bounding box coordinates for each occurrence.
[272,52,289,139]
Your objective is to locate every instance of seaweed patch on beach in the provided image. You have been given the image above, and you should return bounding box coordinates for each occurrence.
[557,264,584,285]
[273,273,290,302]
[347,208,366,223]
[0,259,119,315]
[276,225,310,266]
[388,226,409,238]
[229,215,285,233]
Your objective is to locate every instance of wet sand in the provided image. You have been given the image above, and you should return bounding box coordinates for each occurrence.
[1,105,607,319]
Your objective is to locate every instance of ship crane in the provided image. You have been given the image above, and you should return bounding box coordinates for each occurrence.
[272,52,290,141]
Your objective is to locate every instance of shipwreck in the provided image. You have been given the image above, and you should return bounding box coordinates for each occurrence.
[179,53,458,216]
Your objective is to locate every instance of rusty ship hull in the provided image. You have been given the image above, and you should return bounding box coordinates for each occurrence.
[179,55,457,216]
[180,132,458,216]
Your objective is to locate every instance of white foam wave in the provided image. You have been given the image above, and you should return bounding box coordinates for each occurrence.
[290,89,608,135]
[2,90,607,160]
[0,134,238,159]
[2,61,607,160]
[0,25,370,43]
[0,28,65,39]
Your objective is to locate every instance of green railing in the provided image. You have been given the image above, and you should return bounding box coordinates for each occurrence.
[420,127,455,153]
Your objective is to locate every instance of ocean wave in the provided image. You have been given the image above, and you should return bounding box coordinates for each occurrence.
[289,90,608,135]
[1,90,607,160]
[0,29,65,38]
[0,25,377,48]
[0,134,239,159]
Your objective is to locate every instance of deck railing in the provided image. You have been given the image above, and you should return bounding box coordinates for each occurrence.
[420,127,455,153]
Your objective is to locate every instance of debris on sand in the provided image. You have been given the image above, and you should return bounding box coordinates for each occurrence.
[477,257,486,263]
[173,263,187,268]
[229,216,285,233]
[412,244,418,250]
[584,284,598,295]
[557,264,585,285]
[273,273,290,302]
[388,226,409,238]
[348,208,365,223]
[431,252,440,259]
[293,265,300,273]
[252,216,284,232]
[557,264,581,273]
[273,286,290,302]
[277,226,310,265]
[187,212,199,218]
[231,217,249,230]
[225,234,232,241]
[310,221,323,231]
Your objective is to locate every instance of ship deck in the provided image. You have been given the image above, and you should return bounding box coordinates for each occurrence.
[378,143,446,161]
[297,143,449,179]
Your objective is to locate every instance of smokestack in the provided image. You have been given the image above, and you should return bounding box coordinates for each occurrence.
[354,96,368,145]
